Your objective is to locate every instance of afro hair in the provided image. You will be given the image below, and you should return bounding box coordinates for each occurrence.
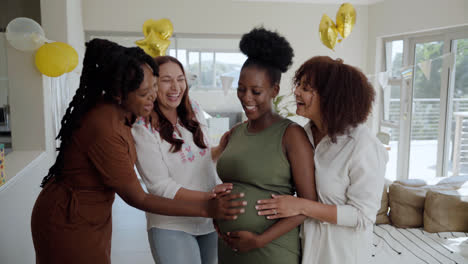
[239,27,294,73]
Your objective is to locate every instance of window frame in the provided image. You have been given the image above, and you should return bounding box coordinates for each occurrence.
[379,25,468,180]
[85,31,245,91]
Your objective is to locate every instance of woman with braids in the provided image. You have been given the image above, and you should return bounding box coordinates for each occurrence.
[132,55,233,264]
[214,27,317,264]
[256,56,388,264]
[31,39,245,264]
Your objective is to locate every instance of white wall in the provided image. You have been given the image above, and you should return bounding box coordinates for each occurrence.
[7,40,46,152]
[82,0,370,113]
[0,0,85,263]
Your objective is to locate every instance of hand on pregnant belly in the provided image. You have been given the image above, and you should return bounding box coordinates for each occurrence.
[216,183,279,234]
[209,191,247,220]
[256,194,302,219]
[225,230,262,253]
[212,183,233,194]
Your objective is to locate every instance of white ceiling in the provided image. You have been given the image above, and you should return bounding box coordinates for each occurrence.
[233,0,384,5]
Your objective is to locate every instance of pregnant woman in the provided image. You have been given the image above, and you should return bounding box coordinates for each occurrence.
[215,27,317,264]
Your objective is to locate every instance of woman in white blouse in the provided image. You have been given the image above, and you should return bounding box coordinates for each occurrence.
[132,56,240,264]
[256,56,388,264]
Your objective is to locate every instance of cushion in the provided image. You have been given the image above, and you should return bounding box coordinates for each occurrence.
[388,183,455,228]
[423,188,468,233]
[388,183,429,228]
[388,177,464,228]
[376,179,392,224]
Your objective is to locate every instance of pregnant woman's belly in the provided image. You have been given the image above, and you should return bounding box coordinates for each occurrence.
[216,183,278,234]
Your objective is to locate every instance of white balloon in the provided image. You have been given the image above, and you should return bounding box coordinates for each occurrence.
[6,17,46,52]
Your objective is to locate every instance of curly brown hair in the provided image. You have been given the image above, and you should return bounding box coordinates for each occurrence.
[293,56,375,143]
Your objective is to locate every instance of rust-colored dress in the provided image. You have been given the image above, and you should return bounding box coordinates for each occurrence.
[31,102,139,264]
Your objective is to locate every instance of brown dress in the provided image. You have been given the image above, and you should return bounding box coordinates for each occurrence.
[31,102,139,264]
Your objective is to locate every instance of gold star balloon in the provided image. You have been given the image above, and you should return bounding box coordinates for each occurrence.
[318,2,357,51]
[135,30,171,57]
[336,3,356,39]
[319,14,339,51]
[143,18,173,40]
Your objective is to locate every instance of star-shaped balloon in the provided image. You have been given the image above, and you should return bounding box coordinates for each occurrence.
[319,2,357,51]
[143,19,173,40]
[135,30,171,57]
[136,18,173,57]
[319,14,339,51]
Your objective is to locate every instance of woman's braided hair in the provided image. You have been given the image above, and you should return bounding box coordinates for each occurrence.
[40,39,158,187]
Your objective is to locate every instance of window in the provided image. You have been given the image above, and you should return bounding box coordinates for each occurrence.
[86,32,247,91]
[168,35,247,90]
[380,26,468,181]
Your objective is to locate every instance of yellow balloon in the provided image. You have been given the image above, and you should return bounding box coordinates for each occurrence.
[54,42,78,73]
[319,14,339,51]
[135,30,171,57]
[35,42,79,77]
[336,3,356,39]
[143,18,173,40]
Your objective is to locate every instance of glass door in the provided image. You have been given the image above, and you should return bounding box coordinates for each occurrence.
[382,27,468,180]
[407,39,445,180]
[446,37,468,176]
[382,40,404,181]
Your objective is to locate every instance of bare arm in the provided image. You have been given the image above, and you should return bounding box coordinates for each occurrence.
[115,177,245,220]
[174,183,233,201]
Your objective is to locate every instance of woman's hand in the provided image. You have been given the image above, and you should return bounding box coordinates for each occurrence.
[207,192,247,220]
[211,131,232,161]
[225,231,263,252]
[212,183,233,195]
[256,195,303,219]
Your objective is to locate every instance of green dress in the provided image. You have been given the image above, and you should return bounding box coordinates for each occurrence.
[216,118,300,264]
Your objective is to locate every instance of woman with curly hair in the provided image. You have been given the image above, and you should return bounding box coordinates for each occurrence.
[31,39,245,264]
[215,27,317,264]
[256,56,388,264]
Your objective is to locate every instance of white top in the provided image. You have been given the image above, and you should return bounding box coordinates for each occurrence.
[301,122,388,264]
[131,101,220,235]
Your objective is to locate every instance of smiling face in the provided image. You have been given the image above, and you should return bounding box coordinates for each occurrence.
[156,61,187,112]
[294,75,321,122]
[122,64,157,117]
[237,66,279,121]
